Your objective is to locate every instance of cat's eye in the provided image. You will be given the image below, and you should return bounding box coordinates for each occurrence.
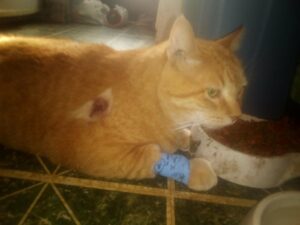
[207,88,220,98]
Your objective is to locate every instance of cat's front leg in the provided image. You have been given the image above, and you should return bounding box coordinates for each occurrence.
[84,143,217,191]
[154,152,217,191]
[127,143,217,191]
[175,128,201,155]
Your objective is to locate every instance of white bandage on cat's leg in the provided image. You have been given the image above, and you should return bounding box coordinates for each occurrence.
[154,153,190,184]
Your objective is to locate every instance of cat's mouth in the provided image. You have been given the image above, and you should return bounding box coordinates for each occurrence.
[200,116,237,130]
[173,114,238,131]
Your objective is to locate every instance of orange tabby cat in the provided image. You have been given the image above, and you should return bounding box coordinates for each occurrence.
[0,16,246,191]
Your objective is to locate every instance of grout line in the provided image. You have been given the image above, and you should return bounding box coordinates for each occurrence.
[36,156,60,175]
[17,183,48,225]
[53,165,61,175]
[36,156,51,174]
[36,156,82,225]
[0,182,43,201]
[58,169,72,176]
[0,168,168,197]
[0,168,257,207]
[46,26,79,37]
[175,191,257,208]
[51,184,82,225]
[166,179,176,225]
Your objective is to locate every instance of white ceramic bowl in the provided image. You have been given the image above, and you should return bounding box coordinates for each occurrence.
[240,191,300,225]
[193,115,300,188]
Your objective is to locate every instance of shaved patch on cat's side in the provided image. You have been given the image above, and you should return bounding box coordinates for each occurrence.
[72,88,113,121]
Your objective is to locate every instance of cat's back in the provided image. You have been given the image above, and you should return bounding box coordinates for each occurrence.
[0,35,124,88]
[0,35,129,151]
[0,35,115,65]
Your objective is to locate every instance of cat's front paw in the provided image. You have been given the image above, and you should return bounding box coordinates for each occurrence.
[176,128,191,151]
[188,158,217,191]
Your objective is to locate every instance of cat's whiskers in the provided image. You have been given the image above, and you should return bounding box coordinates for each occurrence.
[174,122,194,131]
[174,115,203,131]
[200,115,237,130]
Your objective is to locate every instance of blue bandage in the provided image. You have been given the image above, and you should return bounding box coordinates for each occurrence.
[154,153,190,185]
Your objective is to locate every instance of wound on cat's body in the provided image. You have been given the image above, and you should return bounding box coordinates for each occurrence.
[72,88,113,121]
[90,97,109,118]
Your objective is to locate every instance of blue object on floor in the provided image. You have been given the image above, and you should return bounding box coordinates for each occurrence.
[154,153,190,185]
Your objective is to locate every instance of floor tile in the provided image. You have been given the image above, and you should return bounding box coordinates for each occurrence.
[0,178,40,197]
[0,184,43,225]
[24,185,76,225]
[108,35,154,50]
[0,147,45,173]
[203,178,271,200]
[57,185,166,225]
[175,199,249,225]
[50,25,120,44]
[124,25,155,38]
[280,177,300,190]
[0,23,76,37]
[0,23,155,51]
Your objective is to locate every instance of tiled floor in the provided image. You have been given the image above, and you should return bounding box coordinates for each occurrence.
[0,22,300,225]
[0,22,154,50]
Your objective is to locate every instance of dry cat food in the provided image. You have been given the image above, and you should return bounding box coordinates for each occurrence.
[204,117,300,157]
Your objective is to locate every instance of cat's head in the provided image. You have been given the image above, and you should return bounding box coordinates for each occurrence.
[159,16,247,129]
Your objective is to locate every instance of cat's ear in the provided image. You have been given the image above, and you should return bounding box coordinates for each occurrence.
[167,15,198,61]
[72,89,113,121]
[216,26,245,51]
